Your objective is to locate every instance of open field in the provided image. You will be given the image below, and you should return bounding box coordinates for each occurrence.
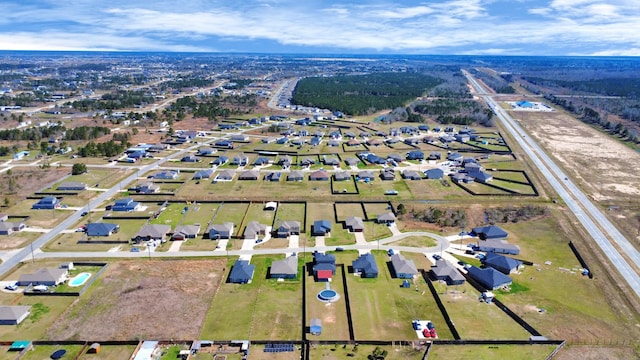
[431,281,531,339]
[0,167,69,205]
[390,236,437,248]
[0,231,40,250]
[427,344,556,360]
[44,259,225,340]
[308,344,424,360]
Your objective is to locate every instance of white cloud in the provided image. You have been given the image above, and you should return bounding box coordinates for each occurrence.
[0,0,637,55]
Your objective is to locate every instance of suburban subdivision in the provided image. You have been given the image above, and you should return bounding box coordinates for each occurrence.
[0,53,638,360]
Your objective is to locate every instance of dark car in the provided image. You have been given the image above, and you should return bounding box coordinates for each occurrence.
[80,211,88,216]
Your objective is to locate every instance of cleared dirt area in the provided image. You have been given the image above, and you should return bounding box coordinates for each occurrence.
[515,109,640,249]
[0,167,69,203]
[516,110,640,201]
[47,259,225,340]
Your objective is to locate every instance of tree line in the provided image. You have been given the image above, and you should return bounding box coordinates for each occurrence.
[291,72,442,115]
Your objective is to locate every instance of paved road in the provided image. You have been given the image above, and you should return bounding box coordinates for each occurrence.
[30,230,450,260]
[463,70,640,299]
[0,134,223,277]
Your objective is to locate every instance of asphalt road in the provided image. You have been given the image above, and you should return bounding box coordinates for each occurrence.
[463,70,640,299]
[0,133,223,277]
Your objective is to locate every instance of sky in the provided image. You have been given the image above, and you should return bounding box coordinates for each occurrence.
[0,0,638,56]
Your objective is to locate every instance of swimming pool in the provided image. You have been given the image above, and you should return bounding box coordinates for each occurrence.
[68,272,91,287]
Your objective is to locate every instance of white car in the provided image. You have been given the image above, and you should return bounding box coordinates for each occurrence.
[4,283,18,291]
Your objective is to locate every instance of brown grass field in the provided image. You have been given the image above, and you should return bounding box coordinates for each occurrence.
[46,259,225,340]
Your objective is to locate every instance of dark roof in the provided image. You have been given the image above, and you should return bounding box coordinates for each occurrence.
[352,253,378,276]
[229,260,255,283]
[482,253,522,274]
[86,223,119,236]
[431,259,466,284]
[467,266,512,290]
[472,225,508,239]
[313,220,332,235]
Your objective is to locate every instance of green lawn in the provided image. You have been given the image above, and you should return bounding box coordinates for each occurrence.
[211,202,249,236]
[427,344,556,360]
[15,345,84,360]
[200,256,303,340]
[305,265,350,340]
[390,236,437,248]
[149,203,185,228]
[336,251,453,340]
[308,344,424,360]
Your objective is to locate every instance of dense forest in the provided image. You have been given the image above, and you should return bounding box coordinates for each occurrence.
[291,72,442,115]
[412,98,494,126]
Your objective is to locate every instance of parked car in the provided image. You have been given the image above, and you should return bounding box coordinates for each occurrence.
[80,211,88,216]
[432,254,442,261]
[4,283,18,291]
[130,247,140,252]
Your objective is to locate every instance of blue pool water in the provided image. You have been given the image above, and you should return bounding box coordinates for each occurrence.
[317,289,340,302]
[69,272,91,287]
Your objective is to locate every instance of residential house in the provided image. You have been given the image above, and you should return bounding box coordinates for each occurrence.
[328,140,340,147]
[32,196,60,210]
[153,170,179,180]
[0,306,31,325]
[132,224,171,243]
[300,157,316,167]
[208,223,234,240]
[357,170,375,181]
[0,221,25,236]
[322,157,340,166]
[346,139,360,147]
[447,152,464,163]
[467,266,512,290]
[366,138,382,147]
[402,170,423,180]
[254,157,271,166]
[388,153,404,163]
[427,152,442,161]
[482,253,523,274]
[231,154,249,166]
[309,137,321,147]
[352,253,379,278]
[264,172,281,182]
[238,170,260,180]
[193,169,213,180]
[57,182,87,191]
[229,260,255,284]
[473,171,493,183]
[312,220,332,236]
[390,254,418,279]
[197,147,217,156]
[211,156,229,166]
[278,155,292,167]
[313,252,336,282]
[214,140,234,149]
[171,224,201,241]
[380,169,396,181]
[244,221,268,240]
[477,239,520,255]
[287,171,304,182]
[431,259,465,285]
[376,212,396,224]
[345,216,364,232]
[364,153,386,165]
[214,170,235,182]
[471,225,508,240]
[277,221,301,238]
[333,171,351,182]
[112,198,140,212]
[425,168,444,180]
[137,182,159,194]
[344,158,359,166]
[406,150,424,161]
[85,223,119,237]
[17,268,68,286]
[270,256,298,279]
[181,154,199,162]
[418,125,430,132]
[309,170,329,181]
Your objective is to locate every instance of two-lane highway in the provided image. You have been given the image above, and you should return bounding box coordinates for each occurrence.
[463,70,640,298]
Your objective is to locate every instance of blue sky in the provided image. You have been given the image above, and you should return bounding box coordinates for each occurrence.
[0,0,638,55]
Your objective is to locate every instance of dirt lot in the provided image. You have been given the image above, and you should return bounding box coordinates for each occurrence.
[515,109,640,247]
[46,259,225,340]
[0,167,69,204]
